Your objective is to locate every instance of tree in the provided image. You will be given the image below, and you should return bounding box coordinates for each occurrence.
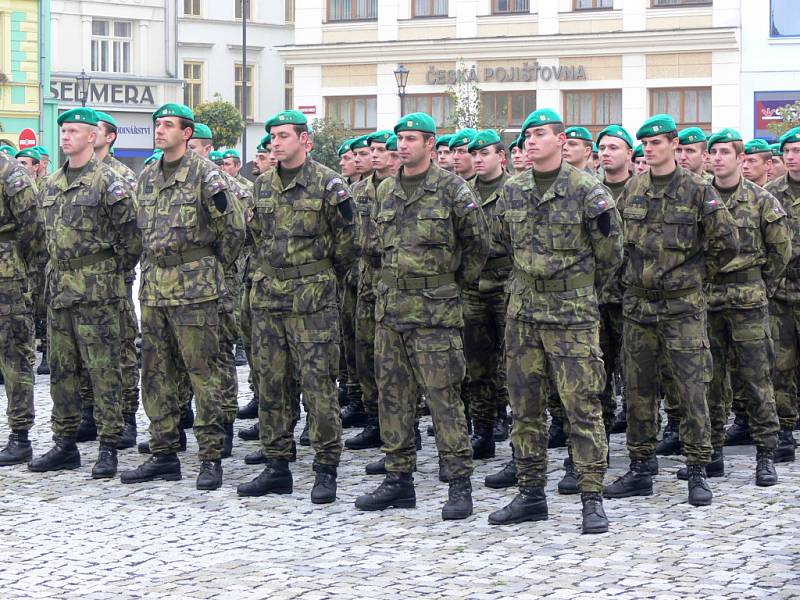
[446,59,505,135]
[309,116,357,172]
[193,93,245,149]
[768,100,800,138]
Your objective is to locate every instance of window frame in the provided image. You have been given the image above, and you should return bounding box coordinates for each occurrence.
[562,89,623,136]
[650,0,712,7]
[90,18,132,74]
[404,93,456,128]
[183,0,202,17]
[235,63,255,122]
[412,0,449,18]
[284,67,294,111]
[285,0,295,23]
[481,90,538,129]
[235,0,252,20]
[573,0,614,10]
[327,0,378,22]
[770,0,800,37]
[491,0,530,15]
[649,87,712,132]
[183,61,204,109]
[325,95,378,133]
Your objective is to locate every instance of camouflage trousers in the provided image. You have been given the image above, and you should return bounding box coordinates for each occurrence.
[355,291,378,418]
[140,302,224,460]
[463,288,508,428]
[253,306,341,466]
[49,301,123,445]
[339,276,359,388]
[624,313,712,465]
[598,303,624,433]
[769,299,800,430]
[0,292,35,431]
[707,306,778,449]
[217,295,239,424]
[506,319,607,493]
[120,285,140,418]
[240,275,260,396]
[376,324,472,479]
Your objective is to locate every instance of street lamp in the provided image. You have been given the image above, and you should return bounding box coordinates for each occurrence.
[394,64,409,116]
[75,69,91,107]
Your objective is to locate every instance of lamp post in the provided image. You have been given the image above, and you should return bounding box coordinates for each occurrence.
[241,0,248,164]
[394,64,409,117]
[75,69,91,107]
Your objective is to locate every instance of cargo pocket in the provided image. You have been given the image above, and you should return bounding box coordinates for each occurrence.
[179,255,217,300]
[168,196,198,229]
[417,207,451,246]
[663,210,696,250]
[549,211,583,251]
[414,330,465,389]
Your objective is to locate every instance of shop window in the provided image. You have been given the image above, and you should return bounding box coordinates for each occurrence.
[563,90,622,135]
[326,96,377,132]
[413,0,448,17]
[482,91,537,128]
[650,87,711,131]
[328,0,378,21]
[405,94,455,128]
[770,0,800,37]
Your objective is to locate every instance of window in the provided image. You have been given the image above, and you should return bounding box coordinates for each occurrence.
[414,0,448,17]
[771,0,800,37]
[491,0,530,14]
[563,90,622,135]
[286,0,295,23]
[235,63,254,121]
[284,68,294,110]
[235,0,252,19]
[328,0,378,21]
[482,91,537,128]
[326,96,377,131]
[183,0,201,16]
[650,88,711,131]
[405,94,455,128]
[183,61,203,109]
[575,0,613,9]
[91,20,131,73]
[651,0,712,6]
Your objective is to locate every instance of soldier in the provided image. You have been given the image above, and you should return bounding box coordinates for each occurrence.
[676,128,712,181]
[236,110,355,504]
[449,129,478,182]
[252,135,272,178]
[562,127,594,173]
[28,108,142,478]
[633,145,649,175]
[14,148,40,179]
[33,145,51,176]
[770,143,787,181]
[765,126,800,463]
[385,134,401,174]
[686,128,787,486]
[603,114,739,507]
[209,150,224,167]
[354,112,489,520]
[435,134,454,172]
[121,103,245,490]
[487,109,621,534]
[222,149,254,194]
[0,145,16,156]
[338,139,360,185]
[0,152,44,466]
[742,139,774,188]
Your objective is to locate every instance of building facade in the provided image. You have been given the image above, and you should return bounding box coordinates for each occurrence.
[282,0,740,139]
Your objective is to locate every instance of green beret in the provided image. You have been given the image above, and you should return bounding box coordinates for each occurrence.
[707,128,742,150]
[592,143,599,154]
[508,135,523,151]
[58,107,98,126]
[209,150,224,162]
[386,134,398,152]
[350,135,371,150]
[467,129,502,152]
[779,127,800,151]
[565,126,593,142]
[222,149,241,160]
[435,134,453,148]
[636,114,677,140]
[678,127,707,146]
[33,145,49,156]
[521,108,563,136]
[770,142,783,157]
[633,144,644,159]
[744,139,772,155]
[256,134,271,153]
[367,130,393,145]
[94,111,117,127]
[394,112,437,135]
[596,125,633,149]
[192,123,213,140]
[143,149,163,166]
[152,103,194,122]
[337,139,354,156]
[15,148,40,161]
[265,109,308,132]
[307,123,314,135]
[0,145,16,155]
[448,128,478,149]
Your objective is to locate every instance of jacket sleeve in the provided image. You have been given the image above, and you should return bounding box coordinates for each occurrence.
[104,177,142,274]
[701,186,739,280]
[453,182,490,286]
[202,168,246,271]
[7,172,45,273]
[323,176,356,278]
[761,190,791,294]
[584,186,624,295]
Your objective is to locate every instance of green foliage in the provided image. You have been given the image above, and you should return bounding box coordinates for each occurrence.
[193,93,245,149]
[768,100,800,137]
[309,117,356,172]
[446,59,504,135]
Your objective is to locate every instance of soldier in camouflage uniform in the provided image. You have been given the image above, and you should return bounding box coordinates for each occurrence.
[435,135,454,173]
[449,129,477,183]
[487,109,622,534]
[354,112,489,520]
[121,103,245,490]
[28,108,142,479]
[0,152,45,466]
[236,110,355,504]
[604,114,739,507]
[563,127,595,173]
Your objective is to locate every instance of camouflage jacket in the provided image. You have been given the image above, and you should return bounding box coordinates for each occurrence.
[372,163,490,331]
[496,162,623,328]
[618,166,739,323]
[468,171,510,294]
[352,172,384,302]
[706,178,789,311]
[0,153,45,312]
[248,157,356,313]
[102,153,139,285]
[41,155,141,309]
[766,173,800,304]
[136,150,245,307]
[236,173,254,195]
[216,162,250,310]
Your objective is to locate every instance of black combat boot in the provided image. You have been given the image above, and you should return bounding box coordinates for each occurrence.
[234,344,248,367]
[238,422,260,441]
[470,422,496,460]
[427,424,435,437]
[655,417,682,455]
[196,459,223,490]
[414,424,422,450]
[678,448,723,480]
[311,463,337,504]
[547,416,567,449]
[645,455,659,476]
[610,401,627,434]
[0,430,32,466]
[494,406,510,442]
[222,422,234,459]
[237,459,293,496]
[558,455,579,495]
[724,414,753,446]
[76,406,97,442]
[354,472,416,511]
[442,477,473,520]
[365,456,387,475]
[116,414,137,450]
[137,429,187,454]
[120,453,181,483]
[299,421,311,446]
[36,346,50,375]
[686,464,713,506]
[581,492,609,534]
[28,437,80,472]
[237,395,259,420]
[755,446,778,487]
[488,486,548,525]
[245,449,268,465]
[179,405,195,430]
[345,417,381,450]
[603,459,653,498]
[774,428,796,463]
[484,458,517,489]
[341,384,367,429]
[91,445,118,479]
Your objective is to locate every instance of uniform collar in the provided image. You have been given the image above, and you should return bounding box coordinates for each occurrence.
[57,154,99,192]
[156,150,192,188]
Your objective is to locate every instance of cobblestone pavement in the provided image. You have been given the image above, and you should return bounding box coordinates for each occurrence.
[1,363,799,600]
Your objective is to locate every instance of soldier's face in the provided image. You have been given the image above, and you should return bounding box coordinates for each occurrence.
[353,148,372,175]
[60,123,97,156]
[370,143,389,173]
[634,157,650,175]
[437,147,453,170]
[18,157,38,177]
[709,143,743,180]
[642,134,678,169]
[339,151,356,177]
[562,139,591,168]
[268,124,307,164]
[94,122,115,152]
[742,154,771,184]
[524,126,565,165]
[771,156,787,179]
[387,151,400,174]
[40,156,49,172]
[783,142,800,177]
[254,151,271,174]
[154,117,192,151]
[676,142,706,174]
[598,139,632,176]
[396,131,434,169]
[472,147,503,180]
[451,146,473,176]
[223,158,241,177]
[187,138,211,158]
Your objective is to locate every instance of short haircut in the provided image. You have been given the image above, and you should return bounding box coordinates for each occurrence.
[731,140,745,155]
[550,123,566,135]
[179,117,195,132]
[292,124,308,137]
[99,121,119,148]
